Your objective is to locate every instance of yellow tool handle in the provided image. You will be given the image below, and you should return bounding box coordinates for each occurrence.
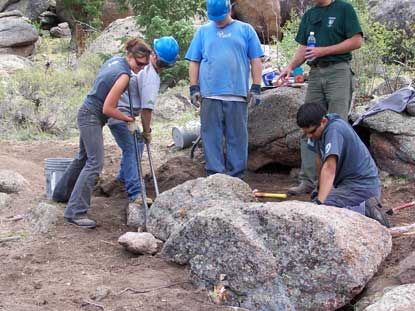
[254,192,287,199]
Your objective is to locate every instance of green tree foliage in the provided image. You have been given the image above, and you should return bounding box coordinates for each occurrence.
[116,0,205,85]
[62,0,105,28]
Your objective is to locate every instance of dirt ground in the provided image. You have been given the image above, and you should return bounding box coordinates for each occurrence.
[0,140,414,311]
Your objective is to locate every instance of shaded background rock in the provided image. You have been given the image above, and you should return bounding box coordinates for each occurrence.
[147,174,255,241]
[153,92,193,121]
[86,16,143,55]
[0,13,38,56]
[279,0,313,27]
[351,105,415,180]
[372,76,413,97]
[145,156,205,194]
[232,0,281,43]
[0,0,52,20]
[0,169,27,193]
[247,86,306,171]
[162,200,392,311]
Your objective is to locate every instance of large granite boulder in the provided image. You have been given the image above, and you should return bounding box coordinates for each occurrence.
[147,174,255,241]
[0,0,51,20]
[86,16,143,56]
[247,86,306,171]
[0,11,38,56]
[351,104,415,179]
[232,0,281,42]
[160,181,392,310]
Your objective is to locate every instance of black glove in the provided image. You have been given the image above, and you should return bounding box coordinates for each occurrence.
[189,85,201,108]
[312,197,322,205]
[247,84,261,106]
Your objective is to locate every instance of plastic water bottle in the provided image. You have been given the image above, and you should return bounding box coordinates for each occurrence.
[307,31,316,61]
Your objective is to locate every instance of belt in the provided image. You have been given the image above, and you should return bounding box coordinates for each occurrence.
[309,61,347,68]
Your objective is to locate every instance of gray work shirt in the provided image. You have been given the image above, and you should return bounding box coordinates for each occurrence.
[83,56,131,123]
[307,114,380,188]
[108,63,160,125]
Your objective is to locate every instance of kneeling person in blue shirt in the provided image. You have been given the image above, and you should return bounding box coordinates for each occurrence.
[296,102,390,227]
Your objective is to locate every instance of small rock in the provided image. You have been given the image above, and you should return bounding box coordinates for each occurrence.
[28,202,61,234]
[50,22,71,38]
[118,232,163,255]
[0,193,11,209]
[91,286,110,301]
[0,169,28,193]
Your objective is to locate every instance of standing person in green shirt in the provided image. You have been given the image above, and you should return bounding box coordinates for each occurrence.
[278,0,363,195]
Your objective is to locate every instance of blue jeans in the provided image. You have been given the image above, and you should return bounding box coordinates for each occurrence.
[324,184,381,215]
[200,98,248,177]
[62,107,105,219]
[109,122,144,201]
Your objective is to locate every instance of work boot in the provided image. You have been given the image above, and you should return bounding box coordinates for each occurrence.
[288,181,314,195]
[131,196,153,206]
[365,197,390,228]
[64,215,97,229]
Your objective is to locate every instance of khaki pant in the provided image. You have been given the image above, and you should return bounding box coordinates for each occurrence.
[299,61,355,185]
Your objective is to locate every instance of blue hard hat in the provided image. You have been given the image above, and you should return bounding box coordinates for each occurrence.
[207,0,231,22]
[153,36,179,65]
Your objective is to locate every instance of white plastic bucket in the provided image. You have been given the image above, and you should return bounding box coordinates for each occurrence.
[172,120,201,149]
[44,158,73,199]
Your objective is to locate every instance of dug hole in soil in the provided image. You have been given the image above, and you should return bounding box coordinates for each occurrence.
[0,140,414,311]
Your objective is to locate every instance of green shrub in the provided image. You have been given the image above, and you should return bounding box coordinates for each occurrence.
[0,53,102,141]
[116,0,205,85]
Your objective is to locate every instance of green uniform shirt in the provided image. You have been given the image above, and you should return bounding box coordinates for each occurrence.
[295,0,363,64]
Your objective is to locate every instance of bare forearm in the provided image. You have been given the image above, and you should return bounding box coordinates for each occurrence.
[250,58,262,85]
[103,107,132,122]
[288,45,307,70]
[318,158,337,202]
[189,61,200,85]
[319,34,362,57]
[141,109,152,133]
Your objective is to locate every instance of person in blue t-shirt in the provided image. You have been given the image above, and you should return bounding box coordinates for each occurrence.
[185,0,264,177]
[108,36,179,206]
[296,102,390,227]
[53,38,152,229]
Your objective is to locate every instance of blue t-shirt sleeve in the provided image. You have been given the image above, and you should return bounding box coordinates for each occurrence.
[246,24,264,59]
[322,129,343,162]
[185,28,203,62]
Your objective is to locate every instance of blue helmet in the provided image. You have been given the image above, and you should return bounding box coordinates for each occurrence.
[207,0,231,22]
[153,36,179,65]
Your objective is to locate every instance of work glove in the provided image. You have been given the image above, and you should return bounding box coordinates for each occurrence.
[247,84,261,107]
[127,119,140,134]
[189,85,202,108]
[142,129,152,144]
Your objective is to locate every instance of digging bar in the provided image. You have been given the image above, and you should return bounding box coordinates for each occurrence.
[128,85,149,232]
